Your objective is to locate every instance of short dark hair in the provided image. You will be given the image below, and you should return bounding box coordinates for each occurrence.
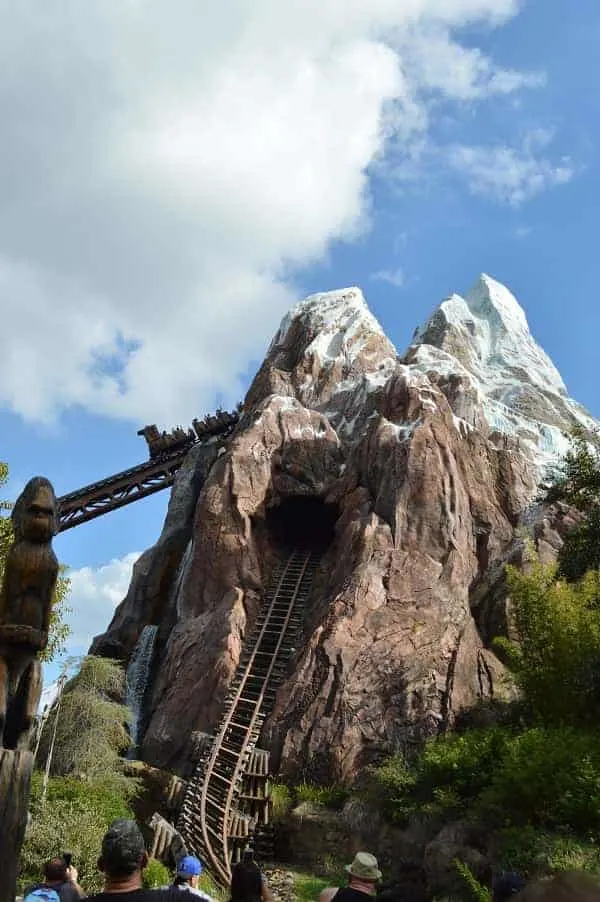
[100,819,146,877]
[44,859,68,883]
[231,859,262,902]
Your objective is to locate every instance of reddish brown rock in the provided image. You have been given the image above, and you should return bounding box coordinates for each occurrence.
[92,279,593,780]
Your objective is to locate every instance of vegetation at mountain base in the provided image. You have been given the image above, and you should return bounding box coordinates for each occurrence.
[20,657,139,892]
[371,724,600,835]
[497,559,600,725]
[269,781,293,820]
[19,771,135,893]
[294,781,350,810]
[367,428,600,887]
[37,656,135,792]
[0,460,72,661]
[543,426,600,581]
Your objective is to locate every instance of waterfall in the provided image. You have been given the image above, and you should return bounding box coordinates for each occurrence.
[125,624,158,757]
[172,539,193,618]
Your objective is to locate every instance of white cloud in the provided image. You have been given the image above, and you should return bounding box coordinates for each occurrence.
[65,553,140,653]
[371,267,406,288]
[447,129,574,206]
[395,26,544,101]
[0,1,543,425]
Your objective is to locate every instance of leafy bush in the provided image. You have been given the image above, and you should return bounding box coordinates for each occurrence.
[543,427,600,581]
[370,728,512,823]
[142,858,171,888]
[481,727,600,833]
[372,726,600,841]
[19,772,135,893]
[499,560,600,725]
[367,754,417,823]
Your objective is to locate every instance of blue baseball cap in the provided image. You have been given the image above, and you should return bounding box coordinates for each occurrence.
[177,855,202,877]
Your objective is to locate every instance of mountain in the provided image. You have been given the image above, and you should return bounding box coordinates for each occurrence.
[405,273,596,473]
[92,274,592,779]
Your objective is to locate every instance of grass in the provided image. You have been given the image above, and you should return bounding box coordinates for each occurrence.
[292,867,347,902]
[198,872,228,900]
[295,782,350,810]
[293,871,332,901]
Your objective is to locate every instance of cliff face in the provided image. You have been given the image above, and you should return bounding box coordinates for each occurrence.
[92,275,595,779]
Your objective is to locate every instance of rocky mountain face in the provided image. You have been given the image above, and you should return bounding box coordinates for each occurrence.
[92,274,595,780]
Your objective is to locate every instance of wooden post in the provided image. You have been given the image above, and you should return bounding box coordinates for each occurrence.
[0,749,34,902]
[0,477,60,902]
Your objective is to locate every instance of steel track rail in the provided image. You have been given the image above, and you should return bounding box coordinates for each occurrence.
[55,428,234,533]
[179,549,315,885]
[218,552,310,882]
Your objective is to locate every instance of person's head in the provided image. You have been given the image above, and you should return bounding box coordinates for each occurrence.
[98,819,148,886]
[44,859,68,885]
[176,855,203,889]
[493,873,527,902]
[346,852,382,888]
[230,853,262,901]
[514,872,600,902]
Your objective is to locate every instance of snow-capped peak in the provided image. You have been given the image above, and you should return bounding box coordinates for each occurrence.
[415,273,567,401]
[406,274,596,474]
[264,285,398,439]
[262,274,597,477]
[270,286,392,363]
[468,273,530,336]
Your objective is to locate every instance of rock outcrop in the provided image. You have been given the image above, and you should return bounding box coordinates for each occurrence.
[93,274,596,780]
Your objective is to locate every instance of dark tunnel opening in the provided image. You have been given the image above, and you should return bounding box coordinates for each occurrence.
[266,496,339,554]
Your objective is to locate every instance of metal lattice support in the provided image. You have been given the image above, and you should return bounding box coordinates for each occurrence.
[56,424,236,532]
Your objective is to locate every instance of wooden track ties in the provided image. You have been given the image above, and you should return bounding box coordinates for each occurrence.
[177,548,318,885]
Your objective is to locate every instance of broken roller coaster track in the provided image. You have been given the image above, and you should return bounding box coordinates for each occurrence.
[55,428,234,533]
[177,547,319,886]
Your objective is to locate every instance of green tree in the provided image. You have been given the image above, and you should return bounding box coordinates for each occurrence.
[37,656,134,792]
[22,659,139,892]
[0,461,72,661]
[497,557,600,725]
[19,772,135,893]
[544,427,600,581]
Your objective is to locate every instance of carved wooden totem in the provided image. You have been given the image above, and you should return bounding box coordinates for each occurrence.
[0,477,59,902]
[0,477,59,749]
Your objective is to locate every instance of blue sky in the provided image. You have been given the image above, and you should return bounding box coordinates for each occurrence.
[1,0,599,685]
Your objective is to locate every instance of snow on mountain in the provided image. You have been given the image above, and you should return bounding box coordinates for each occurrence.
[271,286,390,363]
[267,286,398,437]
[406,273,598,474]
[265,274,595,476]
[413,274,566,400]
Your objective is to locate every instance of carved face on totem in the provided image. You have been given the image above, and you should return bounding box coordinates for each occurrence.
[11,477,59,543]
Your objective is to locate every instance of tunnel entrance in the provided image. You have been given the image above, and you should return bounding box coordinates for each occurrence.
[266,496,338,554]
